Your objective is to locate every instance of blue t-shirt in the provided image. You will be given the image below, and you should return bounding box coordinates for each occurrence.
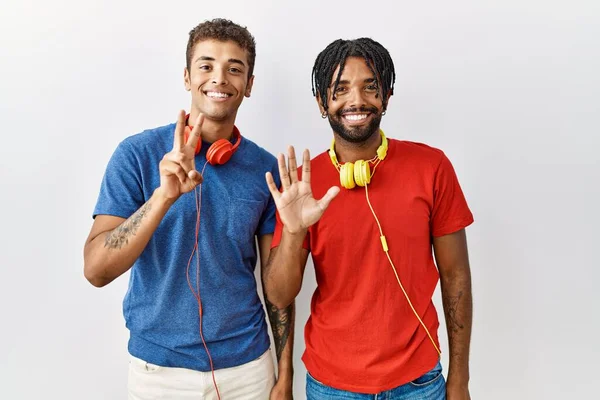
[93,122,280,371]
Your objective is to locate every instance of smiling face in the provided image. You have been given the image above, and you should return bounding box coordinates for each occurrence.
[319,57,385,143]
[184,39,254,124]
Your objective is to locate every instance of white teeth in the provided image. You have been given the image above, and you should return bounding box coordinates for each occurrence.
[345,114,368,121]
[206,92,230,98]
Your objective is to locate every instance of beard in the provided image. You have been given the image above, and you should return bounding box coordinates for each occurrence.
[327,106,382,143]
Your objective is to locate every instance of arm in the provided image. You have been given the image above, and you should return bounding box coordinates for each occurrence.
[258,234,294,399]
[263,146,338,308]
[433,228,472,400]
[83,190,175,287]
[263,235,310,309]
[83,111,205,287]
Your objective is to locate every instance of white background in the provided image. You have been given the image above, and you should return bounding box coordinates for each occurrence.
[1,0,598,399]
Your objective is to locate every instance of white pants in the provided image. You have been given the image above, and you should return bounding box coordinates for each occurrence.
[128,350,275,400]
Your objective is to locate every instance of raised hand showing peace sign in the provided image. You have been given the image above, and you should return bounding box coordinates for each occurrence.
[158,110,204,201]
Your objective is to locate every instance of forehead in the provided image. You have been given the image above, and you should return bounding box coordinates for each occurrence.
[191,39,249,64]
[331,57,375,84]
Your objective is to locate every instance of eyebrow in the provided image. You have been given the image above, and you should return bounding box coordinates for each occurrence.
[332,77,377,86]
[194,56,246,67]
[228,58,246,67]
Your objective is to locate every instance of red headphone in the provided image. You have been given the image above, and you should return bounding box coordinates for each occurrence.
[184,115,242,165]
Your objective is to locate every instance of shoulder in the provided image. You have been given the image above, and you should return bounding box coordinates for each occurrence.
[389,139,445,162]
[387,139,453,172]
[310,148,335,168]
[107,123,175,170]
[119,123,175,154]
[239,135,277,166]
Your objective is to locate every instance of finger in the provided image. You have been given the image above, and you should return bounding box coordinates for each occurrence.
[173,110,186,150]
[287,145,299,183]
[163,151,190,172]
[185,170,203,192]
[317,186,340,211]
[186,113,204,150]
[161,160,187,184]
[265,172,281,200]
[277,153,291,190]
[188,170,203,185]
[301,149,311,183]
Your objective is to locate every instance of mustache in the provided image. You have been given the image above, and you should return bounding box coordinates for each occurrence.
[335,106,379,117]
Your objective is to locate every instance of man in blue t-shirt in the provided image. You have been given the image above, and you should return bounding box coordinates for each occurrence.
[84,19,293,400]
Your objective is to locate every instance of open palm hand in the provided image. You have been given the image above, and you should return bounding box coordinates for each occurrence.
[266,146,339,234]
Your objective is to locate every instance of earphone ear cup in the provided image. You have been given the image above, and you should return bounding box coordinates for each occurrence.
[206,139,234,165]
[340,162,356,189]
[184,127,202,155]
[354,160,371,187]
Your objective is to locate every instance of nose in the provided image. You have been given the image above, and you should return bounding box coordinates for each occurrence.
[347,87,367,109]
[211,68,228,86]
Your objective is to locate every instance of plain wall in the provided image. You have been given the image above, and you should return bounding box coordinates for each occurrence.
[1,0,598,398]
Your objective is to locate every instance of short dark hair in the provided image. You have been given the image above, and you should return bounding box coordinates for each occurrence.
[186,18,256,78]
[312,38,396,112]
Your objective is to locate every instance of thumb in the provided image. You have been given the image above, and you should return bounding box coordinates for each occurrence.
[317,186,340,211]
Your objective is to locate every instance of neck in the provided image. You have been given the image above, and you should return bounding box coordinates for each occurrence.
[332,130,382,164]
[189,109,237,143]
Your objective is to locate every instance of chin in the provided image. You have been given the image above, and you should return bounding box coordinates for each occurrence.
[342,131,375,143]
[329,117,381,144]
[199,107,231,121]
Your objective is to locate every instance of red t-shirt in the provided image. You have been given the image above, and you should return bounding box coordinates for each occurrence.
[271,139,474,393]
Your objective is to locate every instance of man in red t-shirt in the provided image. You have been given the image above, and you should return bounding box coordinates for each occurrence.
[264,38,474,400]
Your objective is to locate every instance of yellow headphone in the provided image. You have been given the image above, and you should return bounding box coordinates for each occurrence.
[329,130,389,189]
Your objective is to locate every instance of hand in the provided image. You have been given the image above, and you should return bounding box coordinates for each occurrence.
[446,382,471,400]
[265,146,339,234]
[269,380,293,400]
[158,110,204,201]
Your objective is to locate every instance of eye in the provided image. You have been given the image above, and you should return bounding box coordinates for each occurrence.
[199,64,211,71]
[335,86,347,94]
[229,67,242,74]
[365,83,379,92]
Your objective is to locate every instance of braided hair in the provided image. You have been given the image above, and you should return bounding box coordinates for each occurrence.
[311,38,395,112]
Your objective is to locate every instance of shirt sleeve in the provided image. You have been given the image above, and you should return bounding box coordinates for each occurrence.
[430,151,474,237]
[92,140,145,219]
[256,157,281,236]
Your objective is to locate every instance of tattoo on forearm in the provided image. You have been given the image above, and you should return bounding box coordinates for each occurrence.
[104,202,152,249]
[444,290,464,333]
[266,300,294,361]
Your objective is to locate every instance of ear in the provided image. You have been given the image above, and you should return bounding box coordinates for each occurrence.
[184,67,191,91]
[245,75,255,97]
[382,90,393,111]
[316,95,326,115]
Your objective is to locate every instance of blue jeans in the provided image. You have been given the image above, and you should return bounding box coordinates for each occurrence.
[306,361,446,400]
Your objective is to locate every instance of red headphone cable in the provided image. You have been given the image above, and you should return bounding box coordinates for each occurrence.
[185,161,222,399]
